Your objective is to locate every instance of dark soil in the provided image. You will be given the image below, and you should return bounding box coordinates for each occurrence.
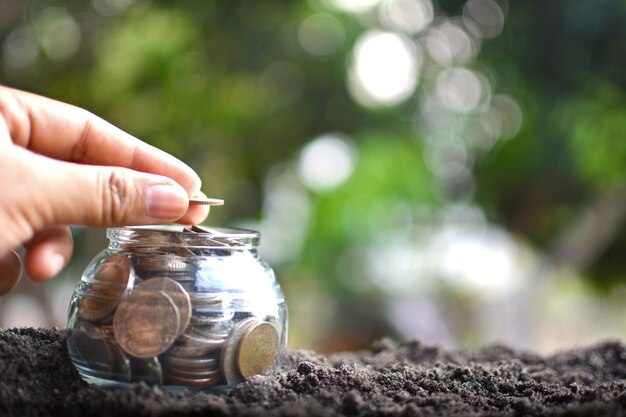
[0,328,625,416]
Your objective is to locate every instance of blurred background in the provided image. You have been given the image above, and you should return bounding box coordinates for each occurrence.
[0,0,624,354]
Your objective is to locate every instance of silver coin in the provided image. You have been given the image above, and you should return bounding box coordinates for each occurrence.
[133,255,193,272]
[189,292,223,305]
[190,309,235,325]
[164,372,219,386]
[166,367,219,379]
[187,322,233,339]
[167,334,226,357]
[163,355,218,370]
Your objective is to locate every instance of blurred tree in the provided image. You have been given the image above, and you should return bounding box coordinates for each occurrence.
[0,0,624,349]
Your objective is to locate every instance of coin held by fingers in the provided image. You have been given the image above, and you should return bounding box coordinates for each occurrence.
[188,197,224,206]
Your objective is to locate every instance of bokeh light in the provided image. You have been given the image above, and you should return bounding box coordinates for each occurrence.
[435,67,490,113]
[425,21,478,67]
[93,0,136,16]
[379,0,434,34]
[328,0,383,13]
[2,27,39,70]
[463,0,506,39]
[298,14,346,56]
[348,30,422,106]
[34,7,81,61]
[298,133,358,193]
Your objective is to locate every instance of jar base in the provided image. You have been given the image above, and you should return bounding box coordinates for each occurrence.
[78,373,233,394]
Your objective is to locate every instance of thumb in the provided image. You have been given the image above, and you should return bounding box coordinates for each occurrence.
[21,149,190,228]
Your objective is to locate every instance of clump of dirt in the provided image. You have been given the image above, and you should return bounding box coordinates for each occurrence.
[1,328,625,416]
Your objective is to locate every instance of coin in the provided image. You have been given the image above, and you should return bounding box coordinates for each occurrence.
[78,254,134,321]
[167,367,219,379]
[139,277,192,337]
[113,289,181,358]
[220,318,255,385]
[133,255,193,273]
[189,198,224,206]
[164,372,219,386]
[167,333,226,357]
[190,310,234,325]
[237,321,279,379]
[163,355,217,370]
[188,321,233,339]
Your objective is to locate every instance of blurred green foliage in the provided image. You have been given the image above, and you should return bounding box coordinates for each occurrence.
[1,0,624,350]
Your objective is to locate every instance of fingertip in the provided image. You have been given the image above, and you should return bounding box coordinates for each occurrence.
[145,183,190,221]
[177,204,210,225]
[25,248,68,282]
[23,226,73,282]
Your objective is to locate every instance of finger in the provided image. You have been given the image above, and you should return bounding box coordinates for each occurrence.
[0,86,201,196]
[0,250,23,296]
[23,226,72,282]
[13,148,190,229]
[0,112,12,146]
[176,191,211,225]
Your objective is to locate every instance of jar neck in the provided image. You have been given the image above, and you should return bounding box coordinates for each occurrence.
[107,226,260,251]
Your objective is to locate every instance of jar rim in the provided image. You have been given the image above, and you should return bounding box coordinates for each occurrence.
[107,225,260,249]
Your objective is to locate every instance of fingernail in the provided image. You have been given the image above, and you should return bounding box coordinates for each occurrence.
[50,253,65,276]
[146,184,188,220]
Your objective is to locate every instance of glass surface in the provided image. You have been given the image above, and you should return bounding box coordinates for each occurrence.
[67,226,287,391]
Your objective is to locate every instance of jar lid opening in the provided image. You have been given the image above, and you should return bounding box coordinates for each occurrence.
[107,225,260,249]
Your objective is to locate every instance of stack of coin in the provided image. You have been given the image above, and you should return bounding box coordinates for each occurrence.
[159,292,233,386]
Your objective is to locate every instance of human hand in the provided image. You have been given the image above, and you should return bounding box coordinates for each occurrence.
[0,86,209,294]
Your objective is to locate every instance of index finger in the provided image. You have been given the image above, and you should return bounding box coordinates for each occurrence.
[0,86,201,195]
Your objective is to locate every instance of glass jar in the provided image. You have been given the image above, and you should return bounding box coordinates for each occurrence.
[66,225,287,391]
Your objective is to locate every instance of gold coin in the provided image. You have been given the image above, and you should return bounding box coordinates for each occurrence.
[236,321,279,379]
[221,318,255,385]
[113,289,181,358]
[139,277,191,337]
[78,254,134,321]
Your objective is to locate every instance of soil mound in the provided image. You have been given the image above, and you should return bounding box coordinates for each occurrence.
[1,328,624,416]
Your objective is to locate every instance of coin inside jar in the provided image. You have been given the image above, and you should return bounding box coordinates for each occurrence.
[236,321,279,379]
[78,254,134,321]
[113,288,181,358]
[138,277,192,337]
[221,318,279,385]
